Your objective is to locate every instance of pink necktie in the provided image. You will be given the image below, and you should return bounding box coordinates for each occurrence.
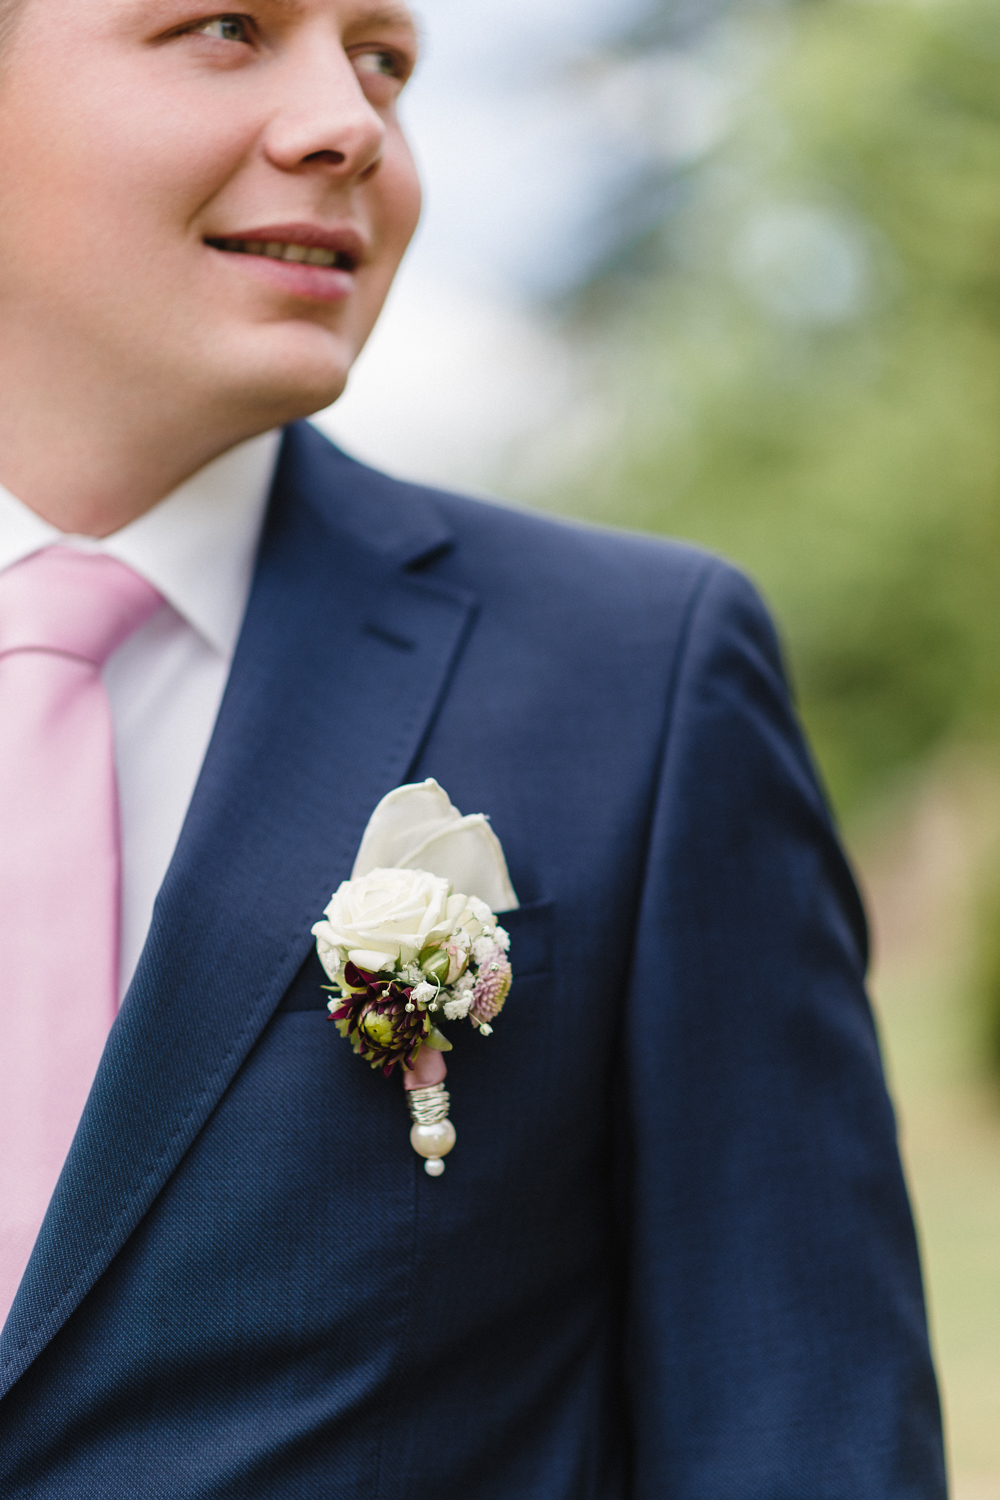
[0,547,163,1325]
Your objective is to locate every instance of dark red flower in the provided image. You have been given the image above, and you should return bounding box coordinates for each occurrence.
[330,964,432,1076]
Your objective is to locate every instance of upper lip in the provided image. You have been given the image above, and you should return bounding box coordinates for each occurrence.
[204,221,368,270]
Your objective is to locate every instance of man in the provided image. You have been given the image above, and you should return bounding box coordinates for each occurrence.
[0,0,946,1494]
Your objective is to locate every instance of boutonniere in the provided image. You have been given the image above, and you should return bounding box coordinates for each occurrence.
[312,780,519,1176]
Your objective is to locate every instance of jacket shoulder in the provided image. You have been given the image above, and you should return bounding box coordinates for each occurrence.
[295,422,759,628]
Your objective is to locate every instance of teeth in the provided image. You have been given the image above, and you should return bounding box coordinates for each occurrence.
[214,238,343,268]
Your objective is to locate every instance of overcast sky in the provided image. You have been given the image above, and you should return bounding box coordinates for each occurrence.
[318,0,656,487]
[317,0,736,490]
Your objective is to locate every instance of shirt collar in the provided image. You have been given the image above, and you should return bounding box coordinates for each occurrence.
[0,429,282,659]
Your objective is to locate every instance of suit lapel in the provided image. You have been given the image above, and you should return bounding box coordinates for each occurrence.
[0,425,476,1394]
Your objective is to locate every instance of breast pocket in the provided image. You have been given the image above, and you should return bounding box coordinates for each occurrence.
[497,900,555,983]
[278,900,556,1014]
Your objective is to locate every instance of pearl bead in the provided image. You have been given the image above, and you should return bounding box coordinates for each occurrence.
[409,1119,457,1160]
[424,1158,445,1177]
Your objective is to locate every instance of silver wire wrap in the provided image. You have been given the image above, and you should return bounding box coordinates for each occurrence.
[407,1082,451,1126]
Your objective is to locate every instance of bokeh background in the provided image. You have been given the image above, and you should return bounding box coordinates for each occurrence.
[321,0,1000,1490]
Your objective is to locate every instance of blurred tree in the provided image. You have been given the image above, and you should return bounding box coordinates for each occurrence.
[544,0,1000,821]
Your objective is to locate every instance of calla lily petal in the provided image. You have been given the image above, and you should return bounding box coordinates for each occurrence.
[398,815,518,912]
[351,779,462,877]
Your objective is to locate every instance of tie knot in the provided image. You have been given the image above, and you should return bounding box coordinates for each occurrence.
[0,547,164,667]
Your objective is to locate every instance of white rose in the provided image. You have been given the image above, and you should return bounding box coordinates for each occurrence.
[312,867,469,976]
[448,903,489,948]
[465,896,495,928]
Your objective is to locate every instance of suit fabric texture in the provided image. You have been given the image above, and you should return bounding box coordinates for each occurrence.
[0,423,945,1497]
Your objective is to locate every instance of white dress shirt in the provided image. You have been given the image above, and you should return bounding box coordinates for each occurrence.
[0,431,281,998]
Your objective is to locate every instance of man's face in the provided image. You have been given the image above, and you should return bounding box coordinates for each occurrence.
[0,0,422,429]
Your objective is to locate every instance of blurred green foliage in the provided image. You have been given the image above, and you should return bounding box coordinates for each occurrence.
[537,0,1000,1409]
[549,0,1000,820]
[976,876,1000,1071]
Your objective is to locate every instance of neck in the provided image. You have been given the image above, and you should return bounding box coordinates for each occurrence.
[0,347,283,538]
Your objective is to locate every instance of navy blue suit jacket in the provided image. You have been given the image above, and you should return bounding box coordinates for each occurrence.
[0,423,945,1496]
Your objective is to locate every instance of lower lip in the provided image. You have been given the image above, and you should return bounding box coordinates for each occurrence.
[207,244,355,304]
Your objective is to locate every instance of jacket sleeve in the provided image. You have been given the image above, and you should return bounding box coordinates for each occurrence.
[621,560,946,1498]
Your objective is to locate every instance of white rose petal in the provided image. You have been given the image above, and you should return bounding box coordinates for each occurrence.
[311,867,464,973]
[313,928,347,984]
[444,893,472,930]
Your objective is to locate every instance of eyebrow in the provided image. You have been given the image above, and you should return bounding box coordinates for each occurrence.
[353,5,417,28]
[261,0,415,20]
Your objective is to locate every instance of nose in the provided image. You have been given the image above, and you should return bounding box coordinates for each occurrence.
[262,37,385,184]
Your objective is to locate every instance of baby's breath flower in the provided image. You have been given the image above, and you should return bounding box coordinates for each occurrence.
[471,934,496,965]
[443,994,473,1021]
[411,980,436,1007]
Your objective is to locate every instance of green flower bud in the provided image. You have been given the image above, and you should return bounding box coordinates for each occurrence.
[421,948,451,984]
[358,1009,396,1049]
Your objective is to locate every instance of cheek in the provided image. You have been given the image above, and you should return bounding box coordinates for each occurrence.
[49,110,243,258]
[375,133,423,253]
[0,60,249,281]
[339,139,420,346]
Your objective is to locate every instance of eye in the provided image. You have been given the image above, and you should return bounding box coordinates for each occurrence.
[353,49,401,78]
[192,15,254,44]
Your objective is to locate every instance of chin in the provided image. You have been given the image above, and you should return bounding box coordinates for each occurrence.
[224,359,352,433]
[202,323,363,431]
[250,366,350,427]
